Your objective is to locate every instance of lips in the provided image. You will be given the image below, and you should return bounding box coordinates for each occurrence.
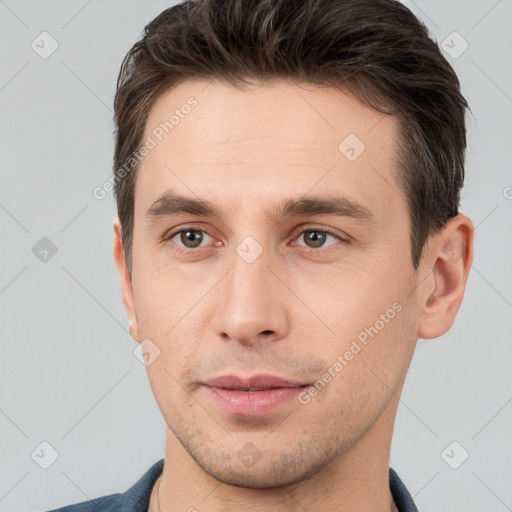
[201,375,309,416]
[203,374,309,391]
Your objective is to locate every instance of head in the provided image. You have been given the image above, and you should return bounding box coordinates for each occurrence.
[112,0,473,488]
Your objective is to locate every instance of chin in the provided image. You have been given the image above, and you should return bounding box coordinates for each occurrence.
[190,443,336,489]
[200,464,311,489]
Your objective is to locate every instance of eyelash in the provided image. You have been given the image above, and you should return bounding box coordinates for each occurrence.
[163,225,347,254]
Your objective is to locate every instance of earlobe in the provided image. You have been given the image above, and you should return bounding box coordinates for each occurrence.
[417,214,474,339]
[113,219,141,342]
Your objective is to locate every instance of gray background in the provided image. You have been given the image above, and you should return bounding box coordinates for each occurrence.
[0,1,511,511]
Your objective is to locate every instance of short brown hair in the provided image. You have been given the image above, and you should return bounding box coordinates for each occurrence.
[113,0,469,274]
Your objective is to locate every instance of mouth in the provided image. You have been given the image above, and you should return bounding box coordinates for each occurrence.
[201,374,310,416]
[203,374,309,391]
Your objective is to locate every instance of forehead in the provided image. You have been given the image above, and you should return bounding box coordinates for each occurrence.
[143,78,397,154]
[135,79,405,224]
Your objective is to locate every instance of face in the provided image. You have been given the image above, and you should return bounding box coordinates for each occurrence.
[118,79,424,487]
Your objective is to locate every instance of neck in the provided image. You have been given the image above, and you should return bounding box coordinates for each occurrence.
[153,392,401,512]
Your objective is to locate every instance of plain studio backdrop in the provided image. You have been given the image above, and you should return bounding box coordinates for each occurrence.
[0,1,511,511]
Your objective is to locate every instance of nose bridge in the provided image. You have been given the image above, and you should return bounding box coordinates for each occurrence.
[211,240,287,343]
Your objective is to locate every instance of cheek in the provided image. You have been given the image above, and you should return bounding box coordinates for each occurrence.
[313,309,415,433]
[302,270,403,342]
[314,274,416,393]
[132,261,198,333]
[348,299,416,390]
[131,270,205,392]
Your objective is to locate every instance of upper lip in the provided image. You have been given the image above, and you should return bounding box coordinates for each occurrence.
[203,374,309,391]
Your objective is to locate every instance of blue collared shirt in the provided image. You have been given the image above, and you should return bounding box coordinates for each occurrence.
[46,459,419,511]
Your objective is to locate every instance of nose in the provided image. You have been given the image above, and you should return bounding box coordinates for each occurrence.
[211,248,289,346]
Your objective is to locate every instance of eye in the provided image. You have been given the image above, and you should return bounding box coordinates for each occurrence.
[293,228,344,250]
[166,228,215,250]
[163,225,346,253]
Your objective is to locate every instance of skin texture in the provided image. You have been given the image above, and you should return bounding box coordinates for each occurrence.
[113,79,474,512]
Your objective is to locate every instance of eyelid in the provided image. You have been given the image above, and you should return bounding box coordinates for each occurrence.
[163,221,211,237]
[291,224,348,242]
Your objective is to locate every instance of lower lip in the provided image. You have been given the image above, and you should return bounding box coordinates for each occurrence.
[204,385,307,416]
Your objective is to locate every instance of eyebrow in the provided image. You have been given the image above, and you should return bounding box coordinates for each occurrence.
[145,189,375,224]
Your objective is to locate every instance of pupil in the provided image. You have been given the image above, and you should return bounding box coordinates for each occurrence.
[182,230,202,247]
[306,230,325,248]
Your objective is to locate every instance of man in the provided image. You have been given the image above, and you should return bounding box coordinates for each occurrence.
[48,0,473,510]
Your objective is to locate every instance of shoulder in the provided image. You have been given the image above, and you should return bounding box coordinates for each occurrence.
[45,493,121,512]
[44,459,164,512]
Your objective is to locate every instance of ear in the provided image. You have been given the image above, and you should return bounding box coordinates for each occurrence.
[417,214,474,339]
[113,218,141,342]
